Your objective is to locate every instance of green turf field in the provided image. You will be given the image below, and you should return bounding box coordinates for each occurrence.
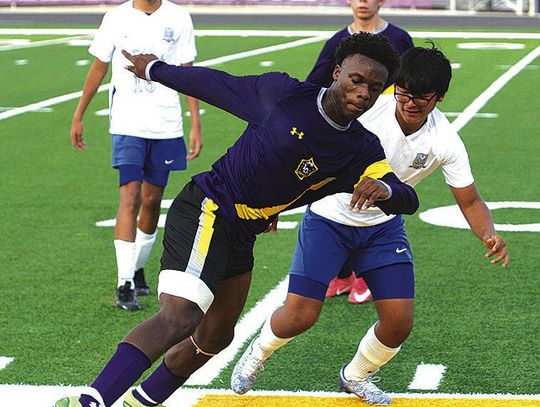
[0,26,539,403]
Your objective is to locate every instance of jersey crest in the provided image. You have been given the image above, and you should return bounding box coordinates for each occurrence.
[163,27,174,43]
[295,157,318,180]
[410,153,428,169]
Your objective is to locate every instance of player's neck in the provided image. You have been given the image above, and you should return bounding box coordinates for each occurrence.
[322,89,353,127]
[133,0,162,14]
[351,16,387,33]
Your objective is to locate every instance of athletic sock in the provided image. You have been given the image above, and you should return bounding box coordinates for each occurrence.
[344,323,401,381]
[90,342,151,407]
[114,239,136,287]
[253,316,294,360]
[133,361,188,404]
[134,228,158,271]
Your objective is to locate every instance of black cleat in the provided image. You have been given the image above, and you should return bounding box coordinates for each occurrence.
[116,282,142,311]
[134,268,150,296]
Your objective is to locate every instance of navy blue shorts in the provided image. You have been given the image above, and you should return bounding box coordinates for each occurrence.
[112,135,187,187]
[288,209,414,301]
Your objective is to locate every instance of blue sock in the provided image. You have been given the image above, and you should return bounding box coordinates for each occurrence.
[90,342,151,406]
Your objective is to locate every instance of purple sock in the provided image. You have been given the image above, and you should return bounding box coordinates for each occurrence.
[90,342,151,407]
[136,361,188,404]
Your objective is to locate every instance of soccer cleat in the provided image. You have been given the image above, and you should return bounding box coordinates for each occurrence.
[339,364,391,405]
[134,268,150,296]
[231,336,267,394]
[123,390,163,407]
[348,276,372,304]
[54,395,102,407]
[54,397,83,407]
[325,274,357,298]
[116,281,142,311]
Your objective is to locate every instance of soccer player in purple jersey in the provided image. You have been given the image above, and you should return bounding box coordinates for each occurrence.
[55,33,418,407]
[307,0,413,91]
[308,0,414,303]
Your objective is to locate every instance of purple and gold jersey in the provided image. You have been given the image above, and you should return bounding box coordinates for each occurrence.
[306,24,413,88]
[149,63,418,237]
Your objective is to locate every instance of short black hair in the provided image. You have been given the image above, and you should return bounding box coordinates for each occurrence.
[394,43,452,96]
[335,32,400,82]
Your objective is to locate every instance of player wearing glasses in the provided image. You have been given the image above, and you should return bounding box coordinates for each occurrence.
[232,45,509,405]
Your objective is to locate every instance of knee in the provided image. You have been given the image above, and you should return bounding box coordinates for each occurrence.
[156,309,203,344]
[282,311,318,336]
[120,191,142,213]
[378,317,413,346]
[142,191,162,212]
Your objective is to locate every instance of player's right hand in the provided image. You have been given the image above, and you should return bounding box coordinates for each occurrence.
[70,118,86,150]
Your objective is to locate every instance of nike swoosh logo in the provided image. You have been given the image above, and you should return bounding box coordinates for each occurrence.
[336,286,352,296]
[396,248,408,253]
[164,159,174,164]
[350,290,372,303]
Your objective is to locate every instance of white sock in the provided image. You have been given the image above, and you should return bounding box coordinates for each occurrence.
[344,322,401,381]
[252,316,294,360]
[114,239,136,288]
[134,228,158,271]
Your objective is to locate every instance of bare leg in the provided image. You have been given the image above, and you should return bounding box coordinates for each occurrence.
[115,181,142,241]
[373,298,414,348]
[138,181,164,234]
[165,272,252,376]
[271,293,324,338]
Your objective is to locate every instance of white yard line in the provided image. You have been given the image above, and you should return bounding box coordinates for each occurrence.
[408,364,447,390]
[0,35,88,51]
[1,384,539,407]
[451,45,540,131]
[0,35,326,122]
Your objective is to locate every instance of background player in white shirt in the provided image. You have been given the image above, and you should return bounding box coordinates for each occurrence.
[70,0,202,311]
[232,45,509,405]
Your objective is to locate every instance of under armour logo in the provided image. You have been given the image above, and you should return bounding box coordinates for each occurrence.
[290,127,304,140]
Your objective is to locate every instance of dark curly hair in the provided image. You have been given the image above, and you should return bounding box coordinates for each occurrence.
[394,43,452,96]
[335,32,400,82]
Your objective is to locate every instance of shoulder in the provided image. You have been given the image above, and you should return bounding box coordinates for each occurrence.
[429,108,467,153]
[385,23,412,38]
[326,27,350,45]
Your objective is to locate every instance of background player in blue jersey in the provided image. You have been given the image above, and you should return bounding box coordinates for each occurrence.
[307,0,414,303]
[231,46,510,406]
[55,33,419,407]
[306,0,413,91]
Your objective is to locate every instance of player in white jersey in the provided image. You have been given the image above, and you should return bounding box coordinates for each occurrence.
[231,45,510,405]
[70,0,202,311]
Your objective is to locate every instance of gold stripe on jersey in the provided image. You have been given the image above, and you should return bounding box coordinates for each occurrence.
[185,198,219,277]
[235,177,336,220]
[383,84,395,94]
[355,159,393,188]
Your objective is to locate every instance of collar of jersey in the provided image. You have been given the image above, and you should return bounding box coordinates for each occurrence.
[317,88,351,131]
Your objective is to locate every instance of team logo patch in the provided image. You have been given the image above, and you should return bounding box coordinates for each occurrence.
[295,157,318,180]
[290,127,304,140]
[410,153,428,169]
[163,27,174,42]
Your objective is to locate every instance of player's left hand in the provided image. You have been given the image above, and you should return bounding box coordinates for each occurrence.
[483,234,510,267]
[122,50,159,79]
[187,128,203,160]
[350,176,390,212]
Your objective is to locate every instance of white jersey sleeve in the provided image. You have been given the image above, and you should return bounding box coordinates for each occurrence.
[174,12,197,65]
[430,109,474,188]
[89,12,115,63]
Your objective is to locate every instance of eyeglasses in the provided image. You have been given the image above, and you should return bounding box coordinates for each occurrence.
[393,91,438,107]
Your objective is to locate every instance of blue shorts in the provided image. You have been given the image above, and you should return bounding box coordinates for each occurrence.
[112,135,187,187]
[288,209,414,301]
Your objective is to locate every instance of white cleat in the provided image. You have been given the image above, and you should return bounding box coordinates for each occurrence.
[231,336,267,394]
[339,364,392,405]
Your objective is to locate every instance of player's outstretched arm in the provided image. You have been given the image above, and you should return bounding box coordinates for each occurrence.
[71,58,109,150]
[451,183,510,267]
[350,173,419,215]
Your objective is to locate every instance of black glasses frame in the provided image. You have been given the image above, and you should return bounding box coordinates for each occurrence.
[393,91,438,107]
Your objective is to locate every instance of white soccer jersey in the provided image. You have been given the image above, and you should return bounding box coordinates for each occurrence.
[89,0,197,139]
[310,94,474,227]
